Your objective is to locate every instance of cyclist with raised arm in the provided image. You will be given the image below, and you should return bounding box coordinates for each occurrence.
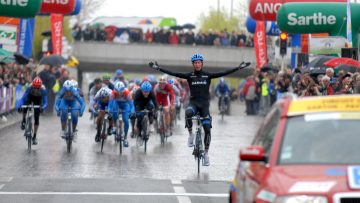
[89,87,112,142]
[132,81,158,144]
[16,77,47,145]
[109,81,135,147]
[214,77,231,113]
[154,76,175,135]
[149,54,250,166]
[55,80,86,139]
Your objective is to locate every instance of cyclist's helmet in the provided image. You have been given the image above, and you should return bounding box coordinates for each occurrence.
[143,76,149,82]
[102,73,111,81]
[72,80,78,88]
[114,81,125,93]
[115,69,123,76]
[135,79,141,86]
[63,80,73,91]
[141,81,152,92]
[159,76,167,84]
[220,77,225,84]
[168,78,174,85]
[94,78,102,84]
[191,53,204,63]
[32,77,42,89]
[99,87,111,98]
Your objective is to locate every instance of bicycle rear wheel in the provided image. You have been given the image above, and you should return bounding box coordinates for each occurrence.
[142,117,148,153]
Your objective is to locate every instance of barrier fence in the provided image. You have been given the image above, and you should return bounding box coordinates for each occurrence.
[0,85,25,115]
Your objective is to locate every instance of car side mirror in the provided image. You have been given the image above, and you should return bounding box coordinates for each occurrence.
[239,146,266,162]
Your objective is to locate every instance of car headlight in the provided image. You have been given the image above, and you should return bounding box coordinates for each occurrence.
[275,195,328,203]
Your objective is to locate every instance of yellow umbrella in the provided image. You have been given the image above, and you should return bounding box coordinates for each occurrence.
[66,56,80,67]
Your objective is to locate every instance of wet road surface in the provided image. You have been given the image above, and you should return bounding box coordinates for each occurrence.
[0,100,263,203]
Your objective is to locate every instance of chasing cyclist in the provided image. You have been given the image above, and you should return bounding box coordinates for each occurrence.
[214,77,231,113]
[16,77,47,145]
[132,81,158,145]
[55,80,86,139]
[149,53,250,166]
[90,87,112,142]
[109,81,135,147]
[154,76,175,135]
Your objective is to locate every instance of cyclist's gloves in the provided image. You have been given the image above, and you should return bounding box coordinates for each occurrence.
[148,61,160,70]
[238,62,251,70]
[40,108,44,114]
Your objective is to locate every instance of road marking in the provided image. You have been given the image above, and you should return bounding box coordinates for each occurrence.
[0,177,13,182]
[174,186,192,203]
[171,179,182,185]
[0,185,4,190]
[0,192,228,197]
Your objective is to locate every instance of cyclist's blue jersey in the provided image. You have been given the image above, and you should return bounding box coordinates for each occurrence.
[215,83,230,95]
[16,85,48,109]
[55,87,85,114]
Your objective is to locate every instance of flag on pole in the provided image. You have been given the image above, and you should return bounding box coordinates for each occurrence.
[346,0,353,48]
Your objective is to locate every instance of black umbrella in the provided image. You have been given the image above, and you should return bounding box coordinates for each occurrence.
[260,65,279,73]
[306,56,335,69]
[39,55,67,66]
[335,64,359,73]
[41,30,52,37]
[309,67,326,77]
[182,23,196,29]
[170,25,183,30]
[14,52,29,65]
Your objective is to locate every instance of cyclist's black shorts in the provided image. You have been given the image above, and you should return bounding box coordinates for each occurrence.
[187,100,210,118]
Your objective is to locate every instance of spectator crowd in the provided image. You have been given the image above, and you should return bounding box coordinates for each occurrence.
[239,66,360,116]
[72,24,254,48]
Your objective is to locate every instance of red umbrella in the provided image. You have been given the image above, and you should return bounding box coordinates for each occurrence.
[323,57,360,68]
[104,25,118,42]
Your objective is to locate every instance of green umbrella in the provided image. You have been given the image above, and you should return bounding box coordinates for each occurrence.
[91,22,105,29]
[159,18,177,27]
[0,48,14,64]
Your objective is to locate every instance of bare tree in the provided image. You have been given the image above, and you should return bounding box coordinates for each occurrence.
[76,0,107,24]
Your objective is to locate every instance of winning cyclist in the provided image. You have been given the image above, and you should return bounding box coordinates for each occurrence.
[90,87,112,142]
[109,81,135,147]
[149,53,250,166]
[132,81,158,145]
[154,76,175,135]
[214,77,231,113]
[55,80,86,139]
[16,77,47,145]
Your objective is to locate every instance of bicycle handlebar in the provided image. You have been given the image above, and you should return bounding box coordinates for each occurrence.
[21,105,41,108]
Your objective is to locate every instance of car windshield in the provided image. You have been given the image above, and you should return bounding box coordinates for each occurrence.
[279,113,360,165]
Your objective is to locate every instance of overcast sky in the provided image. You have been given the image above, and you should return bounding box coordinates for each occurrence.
[95,0,237,25]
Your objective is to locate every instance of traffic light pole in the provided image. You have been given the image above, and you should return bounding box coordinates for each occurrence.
[281,55,286,72]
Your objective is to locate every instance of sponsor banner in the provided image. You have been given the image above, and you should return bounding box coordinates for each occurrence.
[0,0,42,18]
[0,17,20,25]
[40,0,76,15]
[0,25,17,45]
[254,21,268,69]
[51,14,64,55]
[249,0,346,21]
[310,36,346,55]
[277,3,360,34]
[246,16,280,36]
[18,18,35,58]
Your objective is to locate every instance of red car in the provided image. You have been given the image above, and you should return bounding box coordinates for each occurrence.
[230,95,360,203]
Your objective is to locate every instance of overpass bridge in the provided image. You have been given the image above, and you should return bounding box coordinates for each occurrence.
[72,42,256,85]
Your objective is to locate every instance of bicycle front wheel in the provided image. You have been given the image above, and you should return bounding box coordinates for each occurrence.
[66,119,72,153]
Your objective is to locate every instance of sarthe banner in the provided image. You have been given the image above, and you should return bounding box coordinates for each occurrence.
[18,18,35,58]
[254,21,268,69]
[51,14,63,56]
